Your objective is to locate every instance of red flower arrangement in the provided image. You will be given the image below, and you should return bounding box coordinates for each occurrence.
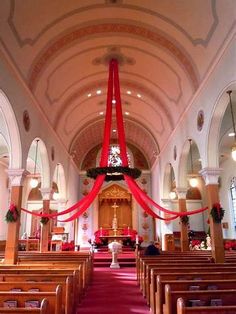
[5,203,19,223]
[61,241,75,251]
[122,228,143,246]
[191,239,201,247]
[224,240,236,250]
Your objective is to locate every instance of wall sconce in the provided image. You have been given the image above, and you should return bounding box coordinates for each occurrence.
[30,139,39,188]
[227,91,236,161]
[53,163,60,200]
[188,139,198,188]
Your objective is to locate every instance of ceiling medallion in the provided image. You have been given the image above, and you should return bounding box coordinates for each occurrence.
[92,47,135,66]
[23,110,30,132]
[197,110,204,131]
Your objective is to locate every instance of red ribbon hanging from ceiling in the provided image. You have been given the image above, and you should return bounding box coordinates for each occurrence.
[21,59,208,222]
[21,59,115,221]
[113,59,208,219]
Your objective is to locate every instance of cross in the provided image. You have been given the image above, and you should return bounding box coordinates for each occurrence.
[111,202,119,217]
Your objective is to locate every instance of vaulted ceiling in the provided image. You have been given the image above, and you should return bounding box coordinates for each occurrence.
[0,0,234,168]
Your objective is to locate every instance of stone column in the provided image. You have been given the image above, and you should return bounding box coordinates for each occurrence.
[40,188,51,252]
[176,188,189,252]
[4,169,27,264]
[200,167,224,263]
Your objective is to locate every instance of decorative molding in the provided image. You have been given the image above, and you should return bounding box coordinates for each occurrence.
[175,187,188,199]
[27,23,199,91]
[93,46,135,66]
[40,188,52,200]
[199,167,222,185]
[99,184,131,201]
[7,169,28,186]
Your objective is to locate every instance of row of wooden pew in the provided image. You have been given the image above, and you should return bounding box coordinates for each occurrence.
[136,250,236,314]
[0,250,93,313]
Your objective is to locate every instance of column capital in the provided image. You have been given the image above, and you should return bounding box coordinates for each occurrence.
[200,167,222,185]
[7,169,28,186]
[175,188,188,199]
[40,188,52,200]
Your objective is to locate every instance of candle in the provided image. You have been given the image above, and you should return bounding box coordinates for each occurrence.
[136,234,139,245]
[128,226,130,235]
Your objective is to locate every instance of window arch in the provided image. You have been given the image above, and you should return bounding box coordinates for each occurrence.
[230,177,236,227]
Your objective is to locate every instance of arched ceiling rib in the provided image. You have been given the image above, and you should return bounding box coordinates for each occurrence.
[0,0,234,168]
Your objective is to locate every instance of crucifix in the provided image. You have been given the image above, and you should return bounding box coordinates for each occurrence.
[112,202,119,236]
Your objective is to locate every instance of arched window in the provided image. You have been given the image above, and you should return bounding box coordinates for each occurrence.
[230,177,236,227]
[96,144,133,167]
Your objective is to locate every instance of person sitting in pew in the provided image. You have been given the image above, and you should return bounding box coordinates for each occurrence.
[144,241,161,256]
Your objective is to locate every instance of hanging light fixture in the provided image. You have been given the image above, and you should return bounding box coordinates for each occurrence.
[30,139,39,188]
[53,164,60,200]
[188,139,198,188]
[227,91,236,161]
[169,163,176,199]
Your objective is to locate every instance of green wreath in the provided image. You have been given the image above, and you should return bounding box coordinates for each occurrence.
[40,217,49,225]
[180,215,189,225]
[210,203,224,223]
[5,204,19,223]
[86,166,141,181]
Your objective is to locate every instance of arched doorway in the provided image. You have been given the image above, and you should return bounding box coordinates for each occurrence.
[98,184,132,230]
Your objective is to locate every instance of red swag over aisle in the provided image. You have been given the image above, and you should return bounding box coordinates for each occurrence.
[21,59,208,222]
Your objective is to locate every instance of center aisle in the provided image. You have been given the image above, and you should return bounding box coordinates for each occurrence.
[77,267,150,314]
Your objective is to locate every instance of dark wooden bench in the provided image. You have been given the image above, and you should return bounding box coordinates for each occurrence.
[164,285,236,314]
[177,297,236,314]
[0,285,62,314]
[154,278,236,314]
[0,297,48,313]
[0,279,72,314]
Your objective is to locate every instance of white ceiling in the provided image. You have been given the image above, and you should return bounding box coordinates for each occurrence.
[0,0,235,168]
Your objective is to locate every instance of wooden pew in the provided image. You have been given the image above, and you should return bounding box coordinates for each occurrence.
[0,285,62,314]
[0,279,73,314]
[0,268,81,301]
[17,252,93,289]
[0,274,75,313]
[136,255,210,284]
[177,297,236,314]
[0,298,48,313]
[144,264,236,304]
[154,278,236,314]
[144,263,236,298]
[0,263,84,297]
[164,285,236,314]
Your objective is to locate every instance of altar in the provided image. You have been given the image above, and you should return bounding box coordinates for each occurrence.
[99,234,131,244]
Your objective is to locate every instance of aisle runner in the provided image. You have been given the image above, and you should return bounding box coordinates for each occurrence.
[77,267,150,314]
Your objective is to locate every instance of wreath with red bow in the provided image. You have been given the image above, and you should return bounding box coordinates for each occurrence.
[180,215,189,225]
[210,203,224,223]
[5,204,19,223]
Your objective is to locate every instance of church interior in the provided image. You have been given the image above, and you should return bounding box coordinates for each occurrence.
[0,1,236,313]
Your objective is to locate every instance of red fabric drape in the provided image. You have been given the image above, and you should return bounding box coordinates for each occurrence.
[21,60,114,220]
[21,59,208,222]
[113,59,208,218]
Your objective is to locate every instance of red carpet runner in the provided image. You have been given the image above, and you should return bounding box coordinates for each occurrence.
[77,267,150,314]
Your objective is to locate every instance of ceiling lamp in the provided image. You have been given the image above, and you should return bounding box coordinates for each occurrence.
[227,91,236,161]
[30,139,39,188]
[169,191,177,200]
[188,139,198,188]
[53,164,60,200]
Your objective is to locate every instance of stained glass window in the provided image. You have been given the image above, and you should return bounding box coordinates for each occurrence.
[108,145,131,167]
